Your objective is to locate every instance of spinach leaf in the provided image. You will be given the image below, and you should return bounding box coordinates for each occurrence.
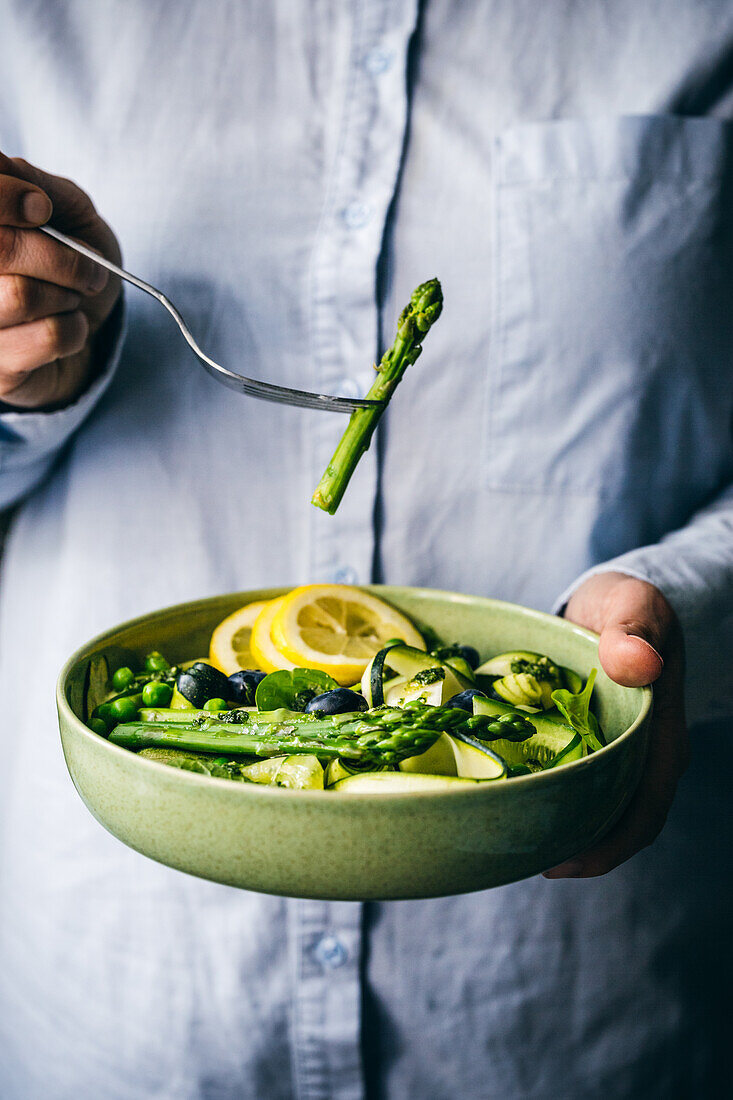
[255,668,339,712]
[550,668,605,752]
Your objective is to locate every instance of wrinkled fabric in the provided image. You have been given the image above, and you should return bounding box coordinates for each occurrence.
[0,2,731,1097]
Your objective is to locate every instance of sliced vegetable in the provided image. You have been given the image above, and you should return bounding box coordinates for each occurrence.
[475,651,562,685]
[138,748,257,779]
[448,734,507,780]
[325,758,389,786]
[362,640,406,707]
[240,755,324,790]
[490,671,555,709]
[431,644,481,671]
[399,732,457,776]
[473,695,574,746]
[365,643,472,708]
[332,772,481,793]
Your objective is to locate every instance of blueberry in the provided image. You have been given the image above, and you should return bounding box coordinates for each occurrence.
[455,645,480,670]
[446,688,487,712]
[227,669,267,706]
[176,662,230,709]
[304,688,368,716]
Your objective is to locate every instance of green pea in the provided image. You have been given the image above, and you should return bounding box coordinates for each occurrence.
[203,697,228,712]
[112,666,135,692]
[96,702,114,724]
[109,696,140,722]
[142,681,173,707]
[145,651,170,673]
[88,718,109,737]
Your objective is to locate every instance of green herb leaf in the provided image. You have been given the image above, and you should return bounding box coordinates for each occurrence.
[255,668,340,712]
[550,669,605,753]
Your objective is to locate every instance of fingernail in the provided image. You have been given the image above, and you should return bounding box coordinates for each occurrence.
[629,636,664,667]
[22,190,51,224]
[87,265,108,293]
[543,860,584,879]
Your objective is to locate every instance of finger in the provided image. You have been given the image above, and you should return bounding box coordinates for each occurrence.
[596,579,674,687]
[545,629,688,878]
[0,153,97,235]
[0,172,53,228]
[0,310,89,377]
[0,275,81,328]
[544,718,686,878]
[0,225,108,295]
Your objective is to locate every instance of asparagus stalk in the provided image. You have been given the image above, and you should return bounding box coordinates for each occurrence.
[311,278,443,514]
[109,701,501,767]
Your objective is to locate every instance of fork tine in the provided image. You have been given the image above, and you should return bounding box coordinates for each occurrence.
[39,225,381,414]
[200,363,381,413]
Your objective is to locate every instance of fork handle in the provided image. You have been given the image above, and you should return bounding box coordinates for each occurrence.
[38,225,378,413]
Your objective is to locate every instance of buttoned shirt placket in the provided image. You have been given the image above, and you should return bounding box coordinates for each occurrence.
[294,3,419,1099]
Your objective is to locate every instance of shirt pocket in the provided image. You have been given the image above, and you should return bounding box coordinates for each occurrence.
[483,115,733,496]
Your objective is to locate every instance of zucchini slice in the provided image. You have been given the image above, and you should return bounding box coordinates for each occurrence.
[332,772,482,793]
[364,643,473,708]
[448,733,507,780]
[399,732,458,776]
[473,695,584,771]
[474,651,545,677]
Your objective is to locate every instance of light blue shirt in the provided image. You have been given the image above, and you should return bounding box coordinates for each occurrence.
[0,2,730,1097]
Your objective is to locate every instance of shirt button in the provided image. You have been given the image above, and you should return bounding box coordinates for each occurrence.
[334,566,358,585]
[364,47,393,75]
[343,201,373,229]
[314,935,348,970]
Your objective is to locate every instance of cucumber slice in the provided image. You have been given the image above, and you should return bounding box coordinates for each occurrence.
[448,734,507,780]
[491,671,554,709]
[326,759,392,786]
[473,695,583,770]
[369,644,470,708]
[387,677,444,708]
[332,772,482,793]
[361,641,406,707]
[475,651,544,677]
[443,656,476,683]
[399,732,458,776]
[241,755,324,790]
[399,731,506,781]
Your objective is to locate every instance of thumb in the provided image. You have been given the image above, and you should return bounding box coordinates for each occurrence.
[0,151,99,236]
[597,579,673,688]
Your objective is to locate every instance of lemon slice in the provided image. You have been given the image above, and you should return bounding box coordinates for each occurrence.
[270,584,424,685]
[209,600,268,674]
[249,597,298,673]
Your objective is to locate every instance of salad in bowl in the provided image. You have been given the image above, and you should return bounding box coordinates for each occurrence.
[84,585,606,793]
[57,584,651,898]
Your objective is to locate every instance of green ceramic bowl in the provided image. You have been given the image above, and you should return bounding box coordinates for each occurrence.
[57,586,651,900]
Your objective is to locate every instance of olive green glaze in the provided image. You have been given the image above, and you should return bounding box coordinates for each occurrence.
[57,587,651,900]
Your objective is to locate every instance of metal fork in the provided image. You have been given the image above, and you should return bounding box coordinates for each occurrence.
[40,225,379,413]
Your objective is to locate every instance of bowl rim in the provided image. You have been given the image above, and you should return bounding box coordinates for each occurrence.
[57,585,653,804]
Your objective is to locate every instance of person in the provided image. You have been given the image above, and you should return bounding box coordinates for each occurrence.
[0,2,730,1097]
